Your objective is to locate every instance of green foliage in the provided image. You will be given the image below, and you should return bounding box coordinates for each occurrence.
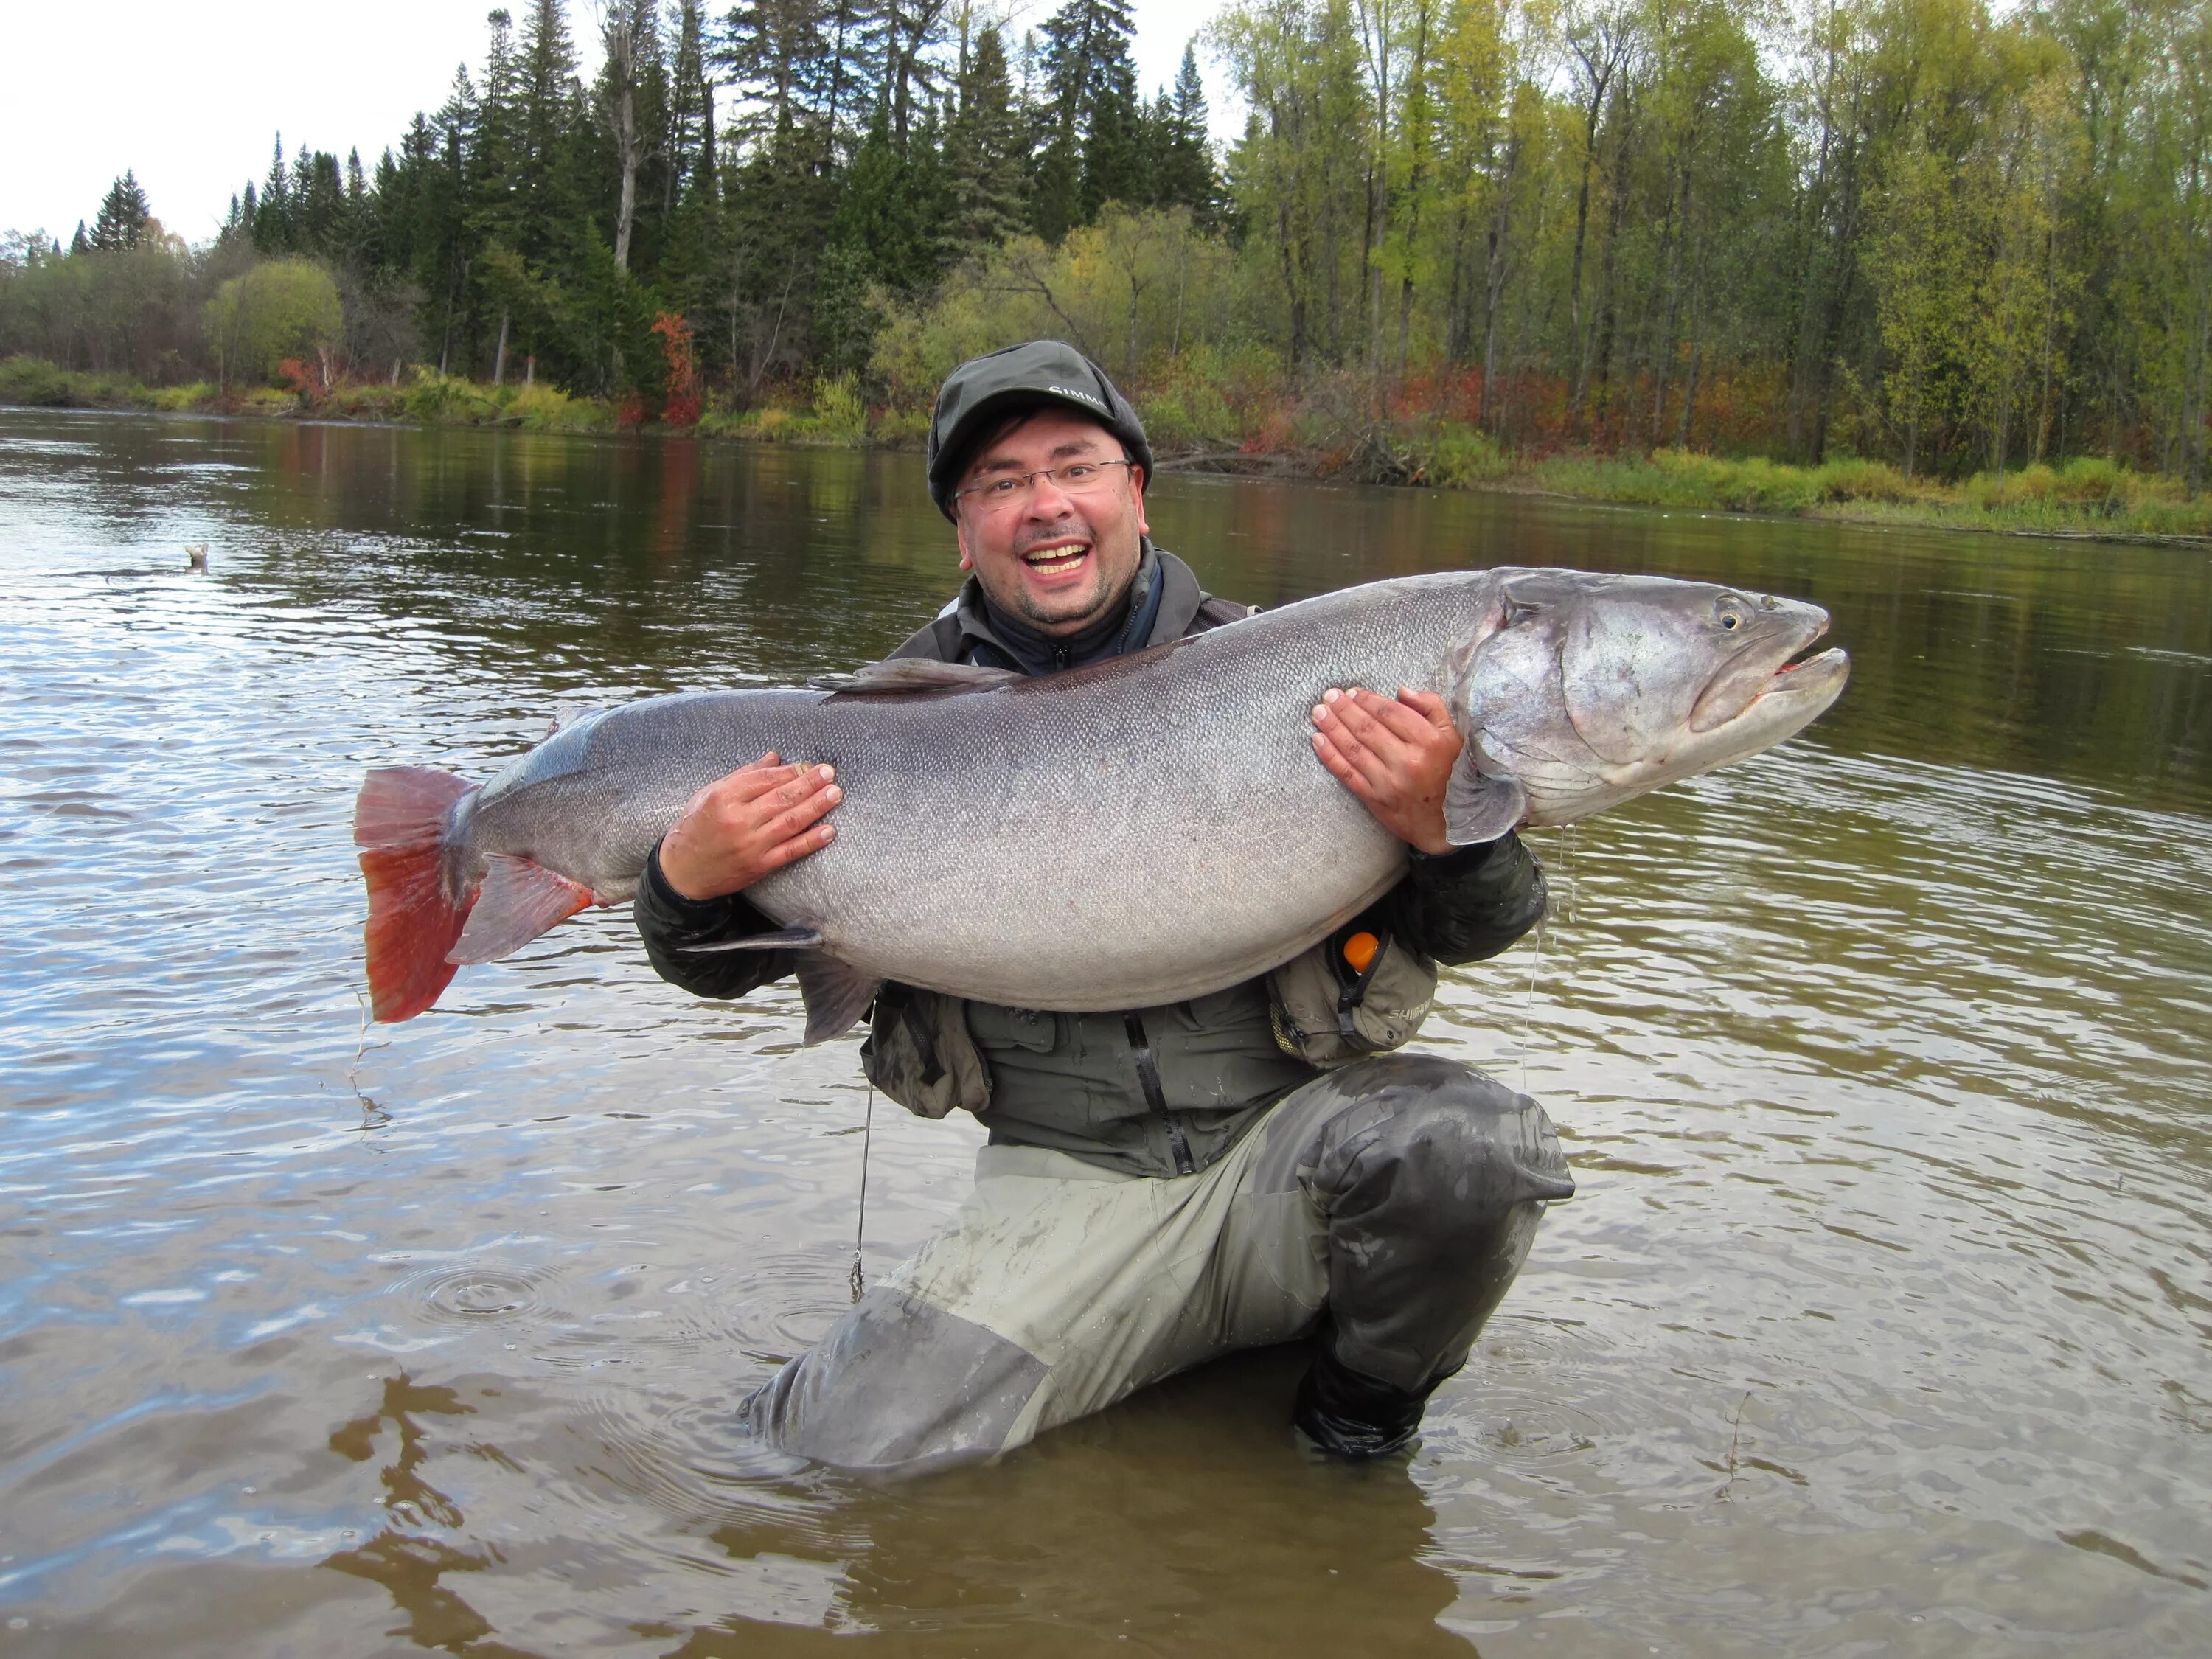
[1414,423,1512,487]
[204,258,344,385]
[872,206,1237,401]
[810,371,866,442]
[401,367,504,422]
[91,173,153,253]
[0,355,154,408]
[4,0,2207,500]
[0,354,70,405]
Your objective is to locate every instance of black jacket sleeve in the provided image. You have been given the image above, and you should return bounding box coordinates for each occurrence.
[1366,830,1546,966]
[633,843,800,1000]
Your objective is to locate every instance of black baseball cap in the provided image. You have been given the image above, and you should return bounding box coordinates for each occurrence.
[926,340,1154,518]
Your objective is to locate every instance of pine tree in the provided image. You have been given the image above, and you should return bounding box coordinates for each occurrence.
[89,171,153,251]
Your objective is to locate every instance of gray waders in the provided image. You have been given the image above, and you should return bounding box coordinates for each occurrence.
[743,1055,1573,1477]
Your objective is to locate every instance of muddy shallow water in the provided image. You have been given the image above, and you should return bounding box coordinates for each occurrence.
[2,411,2208,1655]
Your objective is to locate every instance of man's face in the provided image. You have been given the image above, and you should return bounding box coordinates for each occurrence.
[953,409,1150,636]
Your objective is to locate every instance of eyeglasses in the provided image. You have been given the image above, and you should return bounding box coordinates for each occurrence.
[952,457,1135,513]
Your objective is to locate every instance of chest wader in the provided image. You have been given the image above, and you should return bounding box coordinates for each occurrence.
[754,944,1573,1474]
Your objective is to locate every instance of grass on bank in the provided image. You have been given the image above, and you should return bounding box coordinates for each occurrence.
[1492,443,2212,540]
[6,353,2204,540]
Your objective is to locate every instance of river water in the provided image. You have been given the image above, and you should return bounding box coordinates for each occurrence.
[2,410,2208,1656]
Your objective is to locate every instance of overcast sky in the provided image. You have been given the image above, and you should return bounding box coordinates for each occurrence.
[2,0,1240,247]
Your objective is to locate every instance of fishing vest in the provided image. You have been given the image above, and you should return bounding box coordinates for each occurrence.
[860,929,1441,1178]
[858,543,1439,1178]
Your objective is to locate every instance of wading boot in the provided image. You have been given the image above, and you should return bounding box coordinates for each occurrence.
[1292,1349,1431,1459]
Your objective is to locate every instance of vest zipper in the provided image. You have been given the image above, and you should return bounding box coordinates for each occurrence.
[1124,1014,1194,1176]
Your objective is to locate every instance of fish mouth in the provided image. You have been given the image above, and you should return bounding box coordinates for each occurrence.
[1761,644,1851,701]
[1690,636,1851,754]
[1689,610,1842,733]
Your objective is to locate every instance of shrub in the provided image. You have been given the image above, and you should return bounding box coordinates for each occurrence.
[870,406,930,447]
[1815,457,1918,504]
[2056,454,2128,507]
[809,372,866,443]
[1419,422,1512,487]
[505,382,609,431]
[148,381,218,411]
[0,355,70,406]
[402,368,498,423]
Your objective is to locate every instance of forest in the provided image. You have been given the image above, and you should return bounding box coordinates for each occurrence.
[1,0,2208,498]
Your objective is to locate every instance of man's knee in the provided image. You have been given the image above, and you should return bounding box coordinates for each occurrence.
[1347,1056,1572,1220]
[1259,1054,1574,1224]
[743,1286,1048,1478]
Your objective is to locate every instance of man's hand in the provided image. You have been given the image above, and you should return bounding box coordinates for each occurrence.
[656,753,841,901]
[1310,687,1463,855]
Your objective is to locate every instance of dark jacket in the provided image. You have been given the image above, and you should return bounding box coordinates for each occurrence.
[635,543,1547,1177]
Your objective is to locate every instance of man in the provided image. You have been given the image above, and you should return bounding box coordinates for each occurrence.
[635,341,1572,1475]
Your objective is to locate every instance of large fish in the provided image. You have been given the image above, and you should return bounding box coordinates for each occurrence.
[357,568,1848,1035]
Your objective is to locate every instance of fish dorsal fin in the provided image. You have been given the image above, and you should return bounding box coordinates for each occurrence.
[447,855,600,965]
[810,660,1022,697]
[546,702,605,737]
[793,954,883,1045]
[1444,751,1528,846]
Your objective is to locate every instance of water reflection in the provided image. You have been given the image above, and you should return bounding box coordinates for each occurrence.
[2,411,2208,1658]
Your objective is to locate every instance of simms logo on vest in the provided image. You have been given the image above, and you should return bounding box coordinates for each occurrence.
[1048,385,1107,409]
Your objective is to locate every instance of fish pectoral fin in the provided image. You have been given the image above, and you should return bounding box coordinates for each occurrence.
[675,925,826,954]
[446,855,601,965]
[793,954,883,1046]
[1443,753,1528,846]
[811,660,1022,697]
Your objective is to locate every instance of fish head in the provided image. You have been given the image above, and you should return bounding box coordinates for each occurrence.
[1456,568,1850,826]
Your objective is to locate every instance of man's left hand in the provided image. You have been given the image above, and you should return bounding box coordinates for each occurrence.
[1310,686,1463,856]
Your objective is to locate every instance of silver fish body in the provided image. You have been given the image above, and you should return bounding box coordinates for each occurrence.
[358,568,1848,1026]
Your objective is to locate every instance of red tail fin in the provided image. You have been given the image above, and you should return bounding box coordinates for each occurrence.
[355,766,478,1023]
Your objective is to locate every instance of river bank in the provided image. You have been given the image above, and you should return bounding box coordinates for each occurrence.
[8,352,2207,544]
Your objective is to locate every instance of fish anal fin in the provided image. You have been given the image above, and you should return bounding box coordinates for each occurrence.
[812,660,1020,698]
[794,954,883,1046]
[1444,753,1528,846]
[447,855,600,966]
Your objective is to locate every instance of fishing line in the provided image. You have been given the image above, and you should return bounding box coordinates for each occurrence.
[1516,903,1546,1096]
[1512,824,1576,1096]
[849,1079,875,1303]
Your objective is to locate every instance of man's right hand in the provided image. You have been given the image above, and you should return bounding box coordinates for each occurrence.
[655,753,841,902]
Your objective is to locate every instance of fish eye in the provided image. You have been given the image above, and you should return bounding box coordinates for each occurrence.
[1719,610,1742,631]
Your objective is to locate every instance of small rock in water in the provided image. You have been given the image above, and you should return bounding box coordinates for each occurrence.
[185,543,209,572]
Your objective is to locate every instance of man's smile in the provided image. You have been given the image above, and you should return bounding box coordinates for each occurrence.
[1020,537,1092,581]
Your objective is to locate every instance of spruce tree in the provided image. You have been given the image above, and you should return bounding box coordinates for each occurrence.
[89,172,153,251]
[253,136,293,251]
[1158,44,1218,223]
[1032,0,1141,238]
[515,0,581,260]
[946,27,1029,250]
